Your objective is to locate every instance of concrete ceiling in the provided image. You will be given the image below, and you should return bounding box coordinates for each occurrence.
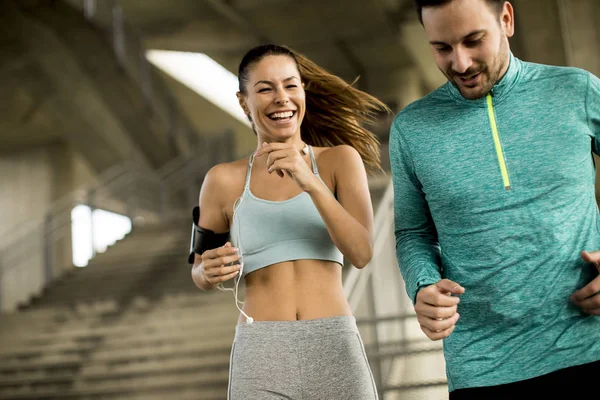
[1,1,177,169]
[0,59,61,154]
[4,0,598,164]
[89,0,431,152]
[105,0,599,158]
[0,7,60,154]
[115,0,419,102]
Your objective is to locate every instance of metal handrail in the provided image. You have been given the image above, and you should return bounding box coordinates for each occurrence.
[0,136,228,259]
[0,163,130,252]
[0,0,235,313]
[342,178,448,397]
[343,179,394,306]
[0,133,233,312]
[343,179,449,397]
[341,179,393,394]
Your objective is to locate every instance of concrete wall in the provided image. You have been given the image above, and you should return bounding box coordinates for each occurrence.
[0,147,54,240]
[0,142,96,312]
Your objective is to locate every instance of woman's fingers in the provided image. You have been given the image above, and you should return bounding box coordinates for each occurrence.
[204,252,240,270]
[205,264,241,284]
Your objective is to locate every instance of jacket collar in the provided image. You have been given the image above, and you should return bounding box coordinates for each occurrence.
[446,52,522,107]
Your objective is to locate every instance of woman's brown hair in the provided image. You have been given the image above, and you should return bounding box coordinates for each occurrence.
[238,44,390,172]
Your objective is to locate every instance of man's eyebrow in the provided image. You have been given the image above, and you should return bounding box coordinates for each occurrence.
[463,30,485,40]
[429,30,486,46]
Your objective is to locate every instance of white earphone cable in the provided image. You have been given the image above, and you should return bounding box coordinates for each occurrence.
[216,169,254,324]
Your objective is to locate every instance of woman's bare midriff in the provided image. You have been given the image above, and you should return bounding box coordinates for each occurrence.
[237,259,352,323]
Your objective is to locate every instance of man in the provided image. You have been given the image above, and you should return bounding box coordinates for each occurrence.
[389,0,600,397]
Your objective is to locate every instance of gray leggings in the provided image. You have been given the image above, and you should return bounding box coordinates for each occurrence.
[228,316,379,400]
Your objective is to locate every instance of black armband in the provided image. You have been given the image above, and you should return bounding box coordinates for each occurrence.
[188,206,230,264]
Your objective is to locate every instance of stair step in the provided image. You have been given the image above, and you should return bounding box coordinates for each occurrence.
[81,352,230,380]
[0,342,96,361]
[0,369,229,400]
[89,339,232,364]
[1,312,235,350]
[0,355,83,373]
[0,373,75,389]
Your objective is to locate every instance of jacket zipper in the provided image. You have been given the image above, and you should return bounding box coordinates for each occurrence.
[486,93,511,191]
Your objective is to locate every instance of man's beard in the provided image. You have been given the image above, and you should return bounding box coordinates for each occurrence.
[453,67,492,99]
[445,41,509,100]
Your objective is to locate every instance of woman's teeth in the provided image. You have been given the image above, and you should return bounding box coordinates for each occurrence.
[269,111,294,120]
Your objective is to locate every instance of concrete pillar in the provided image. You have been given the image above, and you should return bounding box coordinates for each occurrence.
[511,0,568,66]
[47,144,77,279]
[393,67,427,111]
[371,67,427,171]
[399,20,447,93]
[556,0,600,76]
[553,0,600,204]
[0,142,97,312]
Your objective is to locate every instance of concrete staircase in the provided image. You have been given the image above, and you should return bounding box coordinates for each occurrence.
[0,217,237,400]
[0,175,448,400]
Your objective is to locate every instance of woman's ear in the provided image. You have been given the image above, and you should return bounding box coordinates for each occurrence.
[237,92,250,116]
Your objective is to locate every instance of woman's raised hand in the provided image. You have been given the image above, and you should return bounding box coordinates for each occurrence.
[254,142,319,192]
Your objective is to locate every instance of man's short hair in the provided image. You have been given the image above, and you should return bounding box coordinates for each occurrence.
[414,0,505,24]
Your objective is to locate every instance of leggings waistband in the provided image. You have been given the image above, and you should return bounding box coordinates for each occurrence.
[235,315,358,338]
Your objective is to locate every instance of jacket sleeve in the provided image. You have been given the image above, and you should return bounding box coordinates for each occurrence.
[389,116,442,304]
[587,72,600,155]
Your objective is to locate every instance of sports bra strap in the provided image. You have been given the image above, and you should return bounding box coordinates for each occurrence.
[243,152,255,191]
[308,145,319,175]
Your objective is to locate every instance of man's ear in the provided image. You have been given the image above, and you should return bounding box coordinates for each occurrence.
[501,1,515,38]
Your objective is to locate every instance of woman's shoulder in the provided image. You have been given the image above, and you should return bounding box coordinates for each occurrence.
[207,157,248,177]
[311,145,365,190]
[313,145,362,167]
[202,157,250,194]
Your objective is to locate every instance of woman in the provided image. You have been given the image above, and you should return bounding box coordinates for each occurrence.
[191,44,389,399]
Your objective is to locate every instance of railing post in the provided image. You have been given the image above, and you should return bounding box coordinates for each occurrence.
[83,0,96,21]
[0,255,4,312]
[159,180,167,221]
[88,189,97,259]
[112,2,126,68]
[43,213,53,284]
[139,40,153,109]
[126,174,137,220]
[167,96,178,157]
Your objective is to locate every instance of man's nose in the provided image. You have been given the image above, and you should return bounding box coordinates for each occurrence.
[452,49,473,74]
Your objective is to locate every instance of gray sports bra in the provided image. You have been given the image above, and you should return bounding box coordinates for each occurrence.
[230,145,344,277]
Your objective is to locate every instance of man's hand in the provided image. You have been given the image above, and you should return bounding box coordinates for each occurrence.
[571,250,600,315]
[415,279,465,340]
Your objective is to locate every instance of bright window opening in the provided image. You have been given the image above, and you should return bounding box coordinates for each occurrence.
[71,205,132,267]
[145,49,250,127]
